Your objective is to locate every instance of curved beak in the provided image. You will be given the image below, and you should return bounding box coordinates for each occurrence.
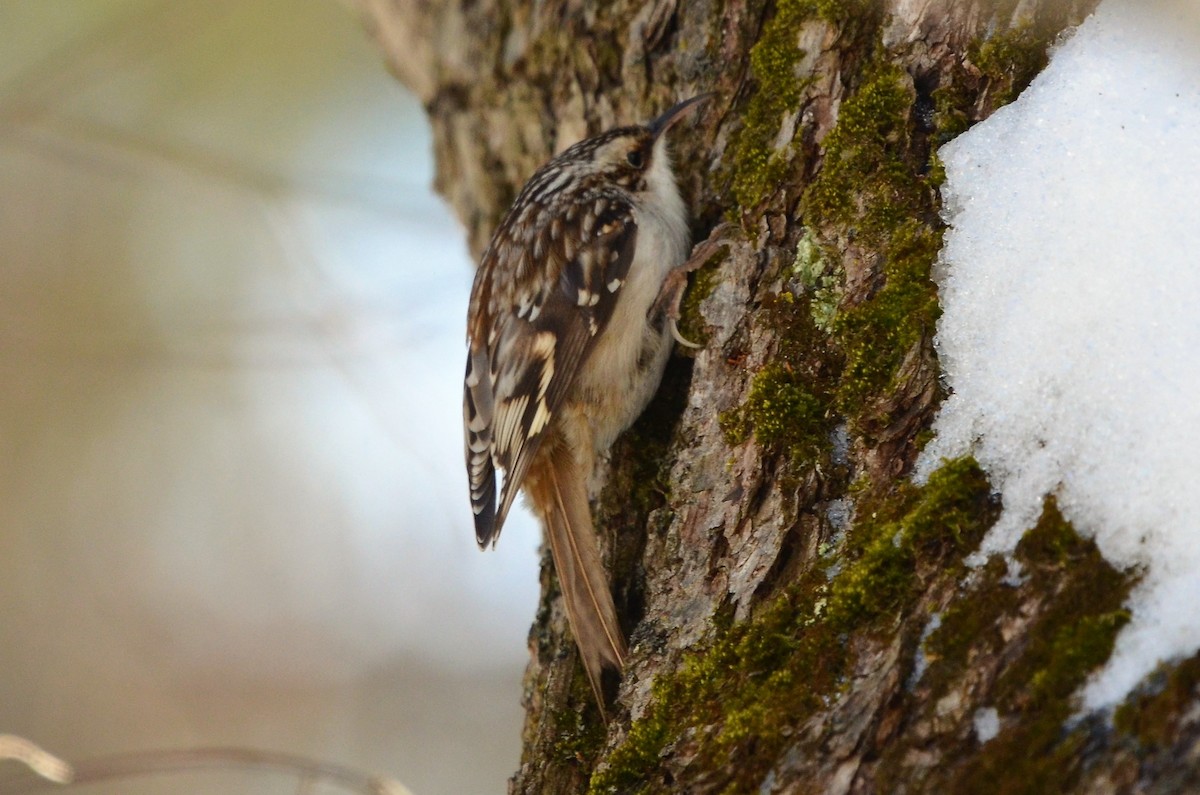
[646,93,715,138]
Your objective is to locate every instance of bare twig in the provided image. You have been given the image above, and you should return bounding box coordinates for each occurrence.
[0,742,414,795]
[0,736,73,785]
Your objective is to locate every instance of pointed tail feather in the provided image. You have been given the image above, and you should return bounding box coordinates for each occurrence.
[526,444,627,712]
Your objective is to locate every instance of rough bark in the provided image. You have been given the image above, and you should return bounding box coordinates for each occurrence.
[348,1,1200,792]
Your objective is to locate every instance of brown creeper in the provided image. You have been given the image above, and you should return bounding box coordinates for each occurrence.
[463,95,710,710]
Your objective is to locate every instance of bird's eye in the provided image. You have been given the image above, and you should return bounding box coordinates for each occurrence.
[626,149,644,168]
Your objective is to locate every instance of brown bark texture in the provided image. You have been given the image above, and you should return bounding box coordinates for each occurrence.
[348,1,1200,792]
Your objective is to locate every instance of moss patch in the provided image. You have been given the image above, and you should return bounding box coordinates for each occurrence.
[588,582,842,795]
[719,358,826,457]
[920,555,1017,699]
[833,223,941,421]
[804,61,925,241]
[969,22,1054,109]
[827,458,996,627]
[726,0,820,211]
[550,700,608,766]
[1115,654,1200,751]
[590,458,995,793]
[931,77,973,143]
[718,285,839,469]
[800,60,942,428]
[911,500,1135,794]
[932,20,1063,145]
[724,0,884,213]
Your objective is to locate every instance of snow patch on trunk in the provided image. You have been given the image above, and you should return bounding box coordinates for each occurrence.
[919,0,1200,709]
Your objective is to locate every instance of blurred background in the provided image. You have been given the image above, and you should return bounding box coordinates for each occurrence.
[0,1,540,793]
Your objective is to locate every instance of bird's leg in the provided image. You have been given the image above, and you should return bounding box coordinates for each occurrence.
[652,223,734,349]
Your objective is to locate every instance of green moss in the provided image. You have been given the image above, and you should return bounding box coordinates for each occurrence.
[550,701,608,766]
[928,20,1061,149]
[813,0,871,24]
[869,499,1138,792]
[926,148,947,188]
[720,358,827,461]
[618,2,888,225]
[727,0,821,211]
[718,279,841,469]
[942,500,1133,794]
[833,223,941,419]
[1010,501,1133,676]
[804,61,923,239]
[969,22,1053,109]
[590,458,994,793]
[800,60,942,426]
[1011,501,1090,566]
[922,555,1017,697]
[828,457,997,626]
[589,572,841,794]
[590,698,675,792]
[675,245,728,347]
[746,364,823,447]
[932,77,972,142]
[716,409,746,447]
[1115,654,1200,750]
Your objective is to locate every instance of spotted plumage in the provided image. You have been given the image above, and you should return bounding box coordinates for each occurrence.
[463,95,711,712]
[466,179,639,546]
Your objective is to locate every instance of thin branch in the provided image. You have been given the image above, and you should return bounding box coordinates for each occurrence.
[0,736,73,785]
[0,743,414,795]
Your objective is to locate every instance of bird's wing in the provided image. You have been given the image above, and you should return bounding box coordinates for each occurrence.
[464,193,638,547]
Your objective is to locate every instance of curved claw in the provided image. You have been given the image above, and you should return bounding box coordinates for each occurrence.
[670,318,703,349]
[654,222,736,350]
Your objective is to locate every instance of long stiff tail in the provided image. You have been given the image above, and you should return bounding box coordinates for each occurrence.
[525,443,627,713]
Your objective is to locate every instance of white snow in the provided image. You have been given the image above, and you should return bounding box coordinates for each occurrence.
[973,707,1001,744]
[919,0,1200,709]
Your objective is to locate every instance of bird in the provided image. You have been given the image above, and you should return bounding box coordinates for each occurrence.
[463,94,711,712]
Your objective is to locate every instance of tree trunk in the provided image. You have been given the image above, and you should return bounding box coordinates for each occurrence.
[347,1,1200,792]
